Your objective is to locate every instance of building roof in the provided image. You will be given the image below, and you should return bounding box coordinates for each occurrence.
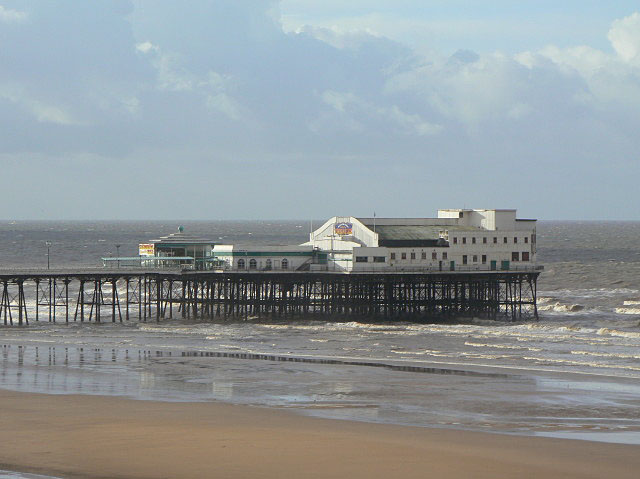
[357,223,479,247]
[150,231,214,245]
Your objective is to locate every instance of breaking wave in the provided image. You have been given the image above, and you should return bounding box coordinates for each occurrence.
[597,328,640,339]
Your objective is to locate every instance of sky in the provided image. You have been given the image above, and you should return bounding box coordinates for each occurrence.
[0,1,639,220]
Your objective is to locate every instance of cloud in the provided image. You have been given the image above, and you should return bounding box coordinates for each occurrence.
[0,84,79,125]
[0,2,639,219]
[608,12,640,64]
[0,5,26,22]
[135,41,158,54]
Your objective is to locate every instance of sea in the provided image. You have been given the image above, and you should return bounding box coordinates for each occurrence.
[1,220,639,450]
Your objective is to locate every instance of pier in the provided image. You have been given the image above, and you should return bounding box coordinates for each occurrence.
[0,270,539,325]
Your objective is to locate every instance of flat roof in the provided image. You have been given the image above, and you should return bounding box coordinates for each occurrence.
[361,224,478,242]
[150,232,214,245]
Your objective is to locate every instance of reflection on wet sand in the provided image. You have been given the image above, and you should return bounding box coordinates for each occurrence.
[2,343,640,445]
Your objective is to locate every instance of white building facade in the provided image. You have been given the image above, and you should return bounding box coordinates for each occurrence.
[212,245,325,271]
[304,209,538,272]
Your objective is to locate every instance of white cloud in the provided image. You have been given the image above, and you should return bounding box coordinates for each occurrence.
[0,5,27,23]
[608,12,640,64]
[293,25,383,50]
[0,84,78,125]
[135,41,158,54]
[30,102,76,125]
[388,53,535,125]
[205,72,243,120]
[153,52,195,92]
[321,90,357,112]
[320,89,441,136]
[388,105,442,136]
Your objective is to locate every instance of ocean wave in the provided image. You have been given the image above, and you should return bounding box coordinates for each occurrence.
[597,328,640,339]
[538,288,639,299]
[623,300,640,306]
[464,341,542,352]
[615,307,640,315]
[389,349,451,357]
[522,356,640,372]
[571,350,640,360]
[257,321,416,333]
[137,325,216,335]
[538,302,584,313]
[458,352,514,360]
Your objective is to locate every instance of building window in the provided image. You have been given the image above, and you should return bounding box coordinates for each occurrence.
[401,252,407,260]
[249,259,257,270]
[472,237,476,244]
[281,258,288,269]
[522,252,530,261]
[514,237,518,244]
[493,237,497,244]
[504,237,508,244]
[373,256,386,263]
[462,237,467,244]
[265,259,272,270]
[482,255,487,264]
[421,252,427,260]
[237,259,245,269]
[390,253,396,260]
[483,237,487,244]
[473,255,478,263]
[524,237,529,244]
[432,252,437,260]
[453,237,458,244]
[410,252,416,260]
[512,252,519,262]
[355,256,368,263]
[442,252,448,260]
[462,255,468,265]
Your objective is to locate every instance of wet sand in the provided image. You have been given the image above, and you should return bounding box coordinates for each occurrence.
[1,390,639,479]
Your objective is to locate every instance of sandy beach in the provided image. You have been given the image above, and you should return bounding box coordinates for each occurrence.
[0,389,638,479]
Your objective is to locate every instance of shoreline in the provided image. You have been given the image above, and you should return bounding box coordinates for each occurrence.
[2,338,640,447]
[1,389,639,479]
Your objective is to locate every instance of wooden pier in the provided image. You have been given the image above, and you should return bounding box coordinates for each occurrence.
[0,270,539,325]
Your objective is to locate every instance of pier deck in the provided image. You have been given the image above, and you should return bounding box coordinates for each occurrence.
[0,269,539,325]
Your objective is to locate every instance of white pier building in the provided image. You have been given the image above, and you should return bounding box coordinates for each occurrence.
[211,209,538,272]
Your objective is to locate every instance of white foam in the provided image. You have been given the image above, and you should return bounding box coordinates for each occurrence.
[623,300,640,306]
[571,350,640,360]
[464,341,542,352]
[538,288,639,299]
[597,328,640,339]
[523,356,640,372]
[538,302,584,313]
[615,307,640,315]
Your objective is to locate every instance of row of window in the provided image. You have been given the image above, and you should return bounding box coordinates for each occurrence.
[357,252,449,263]
[237,258,288,270]
[390,251,448,261]
[356,256,386,263]
[452,235,533,245]
[461,252,531,265]
[356,250,532,265]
